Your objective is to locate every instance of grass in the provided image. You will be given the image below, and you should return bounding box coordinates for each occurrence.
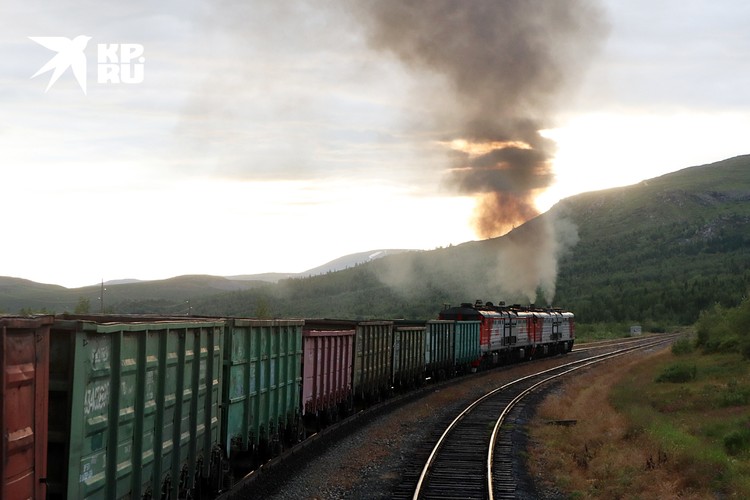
[528,339,750,498]
[574,322,636,341]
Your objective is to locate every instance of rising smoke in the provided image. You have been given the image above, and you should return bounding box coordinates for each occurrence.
[351,0,606,302]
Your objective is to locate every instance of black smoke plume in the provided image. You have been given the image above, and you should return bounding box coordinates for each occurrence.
[351,0,606,237]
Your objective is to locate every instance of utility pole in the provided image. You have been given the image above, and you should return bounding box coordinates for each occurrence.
[99,279,106,313]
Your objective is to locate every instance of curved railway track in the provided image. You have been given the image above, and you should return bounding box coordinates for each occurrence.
[221,334,677,499]
[399,335,677,500]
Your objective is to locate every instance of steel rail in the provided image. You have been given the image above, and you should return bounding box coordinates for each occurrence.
[412,334,677,500]
[486,335,674,500]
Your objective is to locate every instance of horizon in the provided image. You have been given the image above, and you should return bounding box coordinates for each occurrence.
[6,153,747,290]
[3,1,749,289]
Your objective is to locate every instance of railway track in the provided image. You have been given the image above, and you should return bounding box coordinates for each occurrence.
[395,334,677,500]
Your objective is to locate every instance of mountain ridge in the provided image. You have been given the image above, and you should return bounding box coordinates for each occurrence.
[3,154,748,321]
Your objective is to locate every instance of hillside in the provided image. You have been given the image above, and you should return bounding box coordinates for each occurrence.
[0,277,71,313]
[555,154,750,323]
[0,251,411,314]
[0,275,265,315]
[3,155,749,322]
[191,155,750,322]
[226,249,411,282]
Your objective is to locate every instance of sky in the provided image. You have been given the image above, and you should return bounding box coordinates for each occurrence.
[1,0,749,289]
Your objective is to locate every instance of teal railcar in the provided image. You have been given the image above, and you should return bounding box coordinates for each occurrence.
[47,316,223,500]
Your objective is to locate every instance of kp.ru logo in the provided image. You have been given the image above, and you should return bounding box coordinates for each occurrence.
[29,36,145,96]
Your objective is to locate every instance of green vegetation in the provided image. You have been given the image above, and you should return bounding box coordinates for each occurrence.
[670,336,694,355]
[3,155,750,323]
[533,278,750,498]
[92,154,750,324]
[695,296,750,358]
[655,362,697,382]
[573,322,634,341]
[556,155,750,325]
[605,299,750,495]
[74,297,90,314]
[724,425,750,456]
[610,348,750,496]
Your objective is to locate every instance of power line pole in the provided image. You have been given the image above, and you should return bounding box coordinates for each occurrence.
[99,279,106,313]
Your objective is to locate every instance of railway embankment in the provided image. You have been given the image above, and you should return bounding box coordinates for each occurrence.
[528,336,750,498]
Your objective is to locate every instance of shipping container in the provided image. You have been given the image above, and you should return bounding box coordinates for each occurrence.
[47,316,224,500]
[391,325,426,388]
[453,320,481,372]
[221,319,303,460]
[1,315,52,500]
[301,327,355,426]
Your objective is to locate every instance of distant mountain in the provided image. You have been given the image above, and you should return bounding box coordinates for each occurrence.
[0,250,413,314]
[226,249,412,282]
[104,279,142,286]
[187,155,749,322]
[0,277,71,313]
[2,155,748,323]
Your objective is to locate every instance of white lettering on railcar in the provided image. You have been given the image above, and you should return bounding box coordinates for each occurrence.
[79,455,100,483]
[79,462,92,483]
[91,342,110,368]
[84,381,110,415]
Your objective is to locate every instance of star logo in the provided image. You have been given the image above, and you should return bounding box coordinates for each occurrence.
[29,36,92,95]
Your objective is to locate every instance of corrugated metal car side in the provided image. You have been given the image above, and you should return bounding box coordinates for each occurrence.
[392,325,426,388]
[453,320,481,371]
[301,329,355,418]
[354,321,393,402]
[222,319,303,458]
[301,320,393,404]
[1,315,52,500]
[424,320,454,379]
[47,318,223,500]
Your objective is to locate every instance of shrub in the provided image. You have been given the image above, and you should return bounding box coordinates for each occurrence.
[695,297,750,356]
[720,381,750,407]
[655,363,697,383]
[671,338,694,355]
[723,426,750,456]
[742,342,750,360]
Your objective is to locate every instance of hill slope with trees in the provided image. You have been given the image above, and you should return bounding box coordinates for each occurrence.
[192,155,750,322]
[555,154,750,323]
[3,155,749,323]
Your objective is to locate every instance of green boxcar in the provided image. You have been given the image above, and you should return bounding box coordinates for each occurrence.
[353,321,393,401]
[424,320,455,379]
[392,325,426,388]
[454,320,481,371]
[221,319,303,458]
[47,317,223,500]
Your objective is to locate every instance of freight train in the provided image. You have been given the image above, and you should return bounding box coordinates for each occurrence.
[1,302,573,500]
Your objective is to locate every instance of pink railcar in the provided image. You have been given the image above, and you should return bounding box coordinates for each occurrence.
[301,328,355,425]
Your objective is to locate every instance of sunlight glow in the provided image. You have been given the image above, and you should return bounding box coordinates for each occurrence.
[440,139,533,157]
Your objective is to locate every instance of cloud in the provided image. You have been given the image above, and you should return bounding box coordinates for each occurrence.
[574,0,750,112]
